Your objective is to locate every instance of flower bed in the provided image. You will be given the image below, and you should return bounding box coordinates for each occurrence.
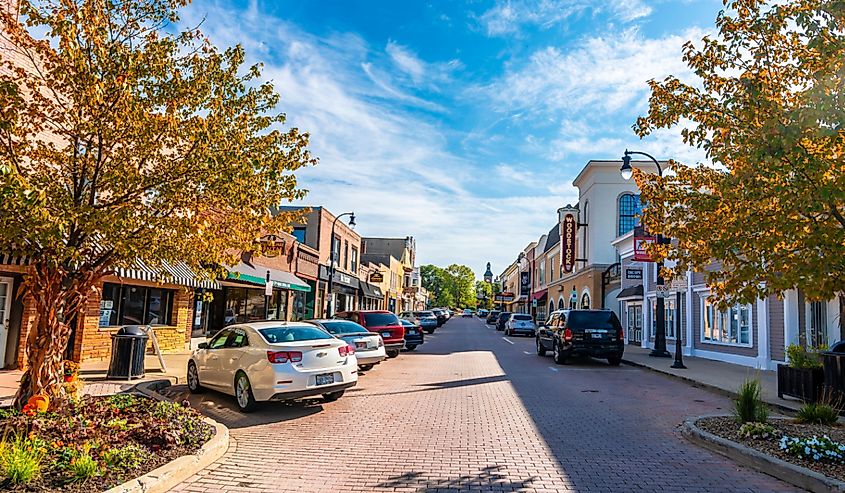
[0,394,213,492]
[698,416,845,482]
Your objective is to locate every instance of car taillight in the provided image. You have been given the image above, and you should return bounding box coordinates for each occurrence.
[267,351,302,364]
[338,344,356,357]
[617,328,624,340]
[378,338,384,347]
[563,328,573,341]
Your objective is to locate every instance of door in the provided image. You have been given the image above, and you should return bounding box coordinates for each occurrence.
[539,313,558,349]
[201,328,232,389]
[219,327,250,393]
[627,303,643,344]
[0,278,13,369]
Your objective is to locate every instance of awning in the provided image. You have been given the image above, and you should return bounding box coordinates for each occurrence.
[115,259,219,289]
[531,289,548,301]
[617,285,644,300]
[226,262,311,292]
[0,254,28,266]
[359,282,383,299]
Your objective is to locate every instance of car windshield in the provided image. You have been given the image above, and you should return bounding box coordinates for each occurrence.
[566,311,620,330]
[258,326,334,344]
[319,320,369,335]
[363,313,400,326]
[513,314,532,321]
[414,311,434,317]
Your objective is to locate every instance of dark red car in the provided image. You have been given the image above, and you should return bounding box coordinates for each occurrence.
[333,310,405,358]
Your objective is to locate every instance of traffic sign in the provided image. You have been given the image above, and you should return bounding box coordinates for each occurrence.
[655,285,671,298]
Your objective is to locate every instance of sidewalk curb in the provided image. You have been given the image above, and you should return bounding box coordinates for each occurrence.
[682,415,845,493]
[621,357,798,415]
[103,380,229,493]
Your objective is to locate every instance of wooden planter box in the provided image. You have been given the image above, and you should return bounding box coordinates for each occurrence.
[822,352,845,404]
[777,364,824,403]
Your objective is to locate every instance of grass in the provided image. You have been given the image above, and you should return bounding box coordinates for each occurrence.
[796,402,840,426]
[0,434,45,485]
[734,378,769,424]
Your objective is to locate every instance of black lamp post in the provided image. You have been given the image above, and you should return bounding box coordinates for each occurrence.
[325,212,356,318]
[621,150,672,359]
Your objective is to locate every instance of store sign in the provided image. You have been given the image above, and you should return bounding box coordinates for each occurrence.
[625,269,643,280]
[495,292,515,302]
[258,234,286,258]
[369,272,384,283]
[520,272,531,296]
[633,228,657,262]
[562,214,576,273]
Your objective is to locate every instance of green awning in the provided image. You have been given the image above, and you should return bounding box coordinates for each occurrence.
[225,262,311,292]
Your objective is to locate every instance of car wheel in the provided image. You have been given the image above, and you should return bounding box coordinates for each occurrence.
[387,349,400,358]
[359,364,374,372]
[405,345,417,351]
[322,390,345,402]
[234,371,258,413]
[536,338,546,356]
[553,341,567,365]
[607,356,622,366]
[187,361,204,394]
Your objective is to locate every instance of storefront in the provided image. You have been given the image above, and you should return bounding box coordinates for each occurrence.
[359,282,383,310]
[531,289,548,323]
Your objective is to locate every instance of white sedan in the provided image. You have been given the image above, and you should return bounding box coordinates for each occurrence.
[306,319,386,371]
[187,322,358,412]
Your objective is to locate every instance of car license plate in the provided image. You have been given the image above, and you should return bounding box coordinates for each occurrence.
[316,373,334,386]
[382,331,391,338]
[355,342,366,349]
[592,333,602,339]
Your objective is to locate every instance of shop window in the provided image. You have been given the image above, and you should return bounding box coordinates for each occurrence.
[650,298,677,339]
[808,301,828,348]
[702,298,751,346]
[99,283,174,327]
[225,287,268,325]
[618,194,642,237]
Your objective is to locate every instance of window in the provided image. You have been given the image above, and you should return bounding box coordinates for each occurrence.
[558,298,565,311]
[618,193,643,236]
[292,227,306,244]
[351,247,359,273]
[580,292,591,309]
[320,320,368,335]
[808,301,828,348]
[208,329,232,349]
[650,298,677,339]
[258,326,333,343]
[549,301,555,315]
[226,328,249,348]
[363,312,400,326]
[539,261,546,285]
[343,241,349,269]
[332,236,341,265]
[98,283,174,327]
[702,298,751,346]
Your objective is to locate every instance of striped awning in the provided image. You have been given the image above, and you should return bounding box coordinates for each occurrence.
[113,259,220,290]
[0,254,29,266]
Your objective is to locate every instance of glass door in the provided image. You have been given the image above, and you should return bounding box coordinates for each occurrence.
[627,303,643,344]
[0,279,12,368]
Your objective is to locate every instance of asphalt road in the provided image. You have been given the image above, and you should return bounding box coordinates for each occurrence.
[169,315,801,493]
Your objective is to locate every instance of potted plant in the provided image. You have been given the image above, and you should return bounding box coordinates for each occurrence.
[63,360,80,383]
[778,345,825,402]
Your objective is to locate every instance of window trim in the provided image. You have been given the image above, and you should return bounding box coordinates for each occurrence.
[618,193,642,237]
[699,294,754,348]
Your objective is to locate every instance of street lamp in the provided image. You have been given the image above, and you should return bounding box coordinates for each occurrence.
[325,212,355,318]
[619,150,675,361]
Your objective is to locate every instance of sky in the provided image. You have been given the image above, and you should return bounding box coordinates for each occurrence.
[180,0,721,278]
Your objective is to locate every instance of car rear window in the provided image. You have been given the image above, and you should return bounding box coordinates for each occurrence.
[513,314,532,321]
[414,311,434,317]
[319,320,369,335]
[498,312,511,319]
[363,313,400,326]
[566,311,620,330]
[258,326,334,343]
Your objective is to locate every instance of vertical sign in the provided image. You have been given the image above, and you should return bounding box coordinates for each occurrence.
[562,214,576,273]
[633,233,657,262]
[520,272,530,296]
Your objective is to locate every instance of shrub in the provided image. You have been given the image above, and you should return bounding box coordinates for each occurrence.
[102,443,149,471]
[107,394,136,411]
[0,434,45,485]
[796,402,840,426]
[66,450,101,483]
[739,422,778,439]
[786,344,826,369]
[780,435,845,463]
[734,378,769,423]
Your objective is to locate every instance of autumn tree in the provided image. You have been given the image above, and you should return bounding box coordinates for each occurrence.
[0,0,315,406]
[634,0,845,337]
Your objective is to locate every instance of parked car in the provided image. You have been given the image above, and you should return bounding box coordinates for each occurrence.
[486,310,501,324]
[462,309,473,318]
[478,309,489,318]
[505,313,536,337]
[536,309,624,366]
[399,319,425,351]
[495,311,512,331]
[432,309,447,327]
[334,310,405,358]
[306,319,386,371]
[187,322,358,412]
[399,310,438,334]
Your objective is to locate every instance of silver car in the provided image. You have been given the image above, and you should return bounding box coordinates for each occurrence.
[505,313,536,337]
[400,310,439,334]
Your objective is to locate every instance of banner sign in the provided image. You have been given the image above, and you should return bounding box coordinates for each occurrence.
[625,269,643,280]
[562,214,576,273]
[520,272,531,296]
[369,272,384,283]
[633,227,657,262]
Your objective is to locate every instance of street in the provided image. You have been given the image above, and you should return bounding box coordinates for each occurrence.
[168,317,800,493]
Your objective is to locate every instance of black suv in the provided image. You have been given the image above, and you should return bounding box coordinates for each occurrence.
[536,309,624,366]
[486,311,500,325]
[495,311,511,331]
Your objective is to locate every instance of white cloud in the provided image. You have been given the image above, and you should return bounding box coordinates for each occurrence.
[478,0,653,37]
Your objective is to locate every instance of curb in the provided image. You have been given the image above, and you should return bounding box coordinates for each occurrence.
[103,380,229,493]
[621,358,799,415]
[682,415,845,493]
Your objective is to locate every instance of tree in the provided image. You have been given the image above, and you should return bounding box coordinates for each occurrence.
[420,264,453,307]
[475,280,494,309]
[446,264,477,308]
[634,0,845,337]
[0,0,315,406]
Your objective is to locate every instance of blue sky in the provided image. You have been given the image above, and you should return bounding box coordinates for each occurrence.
[181,0,720,277]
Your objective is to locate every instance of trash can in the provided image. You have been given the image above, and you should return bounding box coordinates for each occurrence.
[822,340,845,404]
[106,325,149,380]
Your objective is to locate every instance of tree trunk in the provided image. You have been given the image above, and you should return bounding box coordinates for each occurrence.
[13,263,97,409]
[839,292,845,342]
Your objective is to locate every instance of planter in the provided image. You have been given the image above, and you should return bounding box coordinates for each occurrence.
[822,351,845,403]
[778,364,824,403]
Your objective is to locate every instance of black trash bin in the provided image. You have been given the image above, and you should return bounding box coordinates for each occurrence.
[106,325,149,380]
[822,340,845,404]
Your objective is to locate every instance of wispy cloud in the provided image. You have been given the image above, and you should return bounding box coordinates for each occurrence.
[477,0,653,37]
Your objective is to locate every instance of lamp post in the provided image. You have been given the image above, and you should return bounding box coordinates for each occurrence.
[325,212,356,318]
[621,150,671,358]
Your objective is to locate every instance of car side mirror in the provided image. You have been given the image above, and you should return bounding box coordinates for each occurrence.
[197,342,209,350]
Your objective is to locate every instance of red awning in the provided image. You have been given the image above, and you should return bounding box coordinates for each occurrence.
[531,289,548,301]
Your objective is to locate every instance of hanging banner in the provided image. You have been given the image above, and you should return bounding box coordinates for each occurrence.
[633,226,657,262]
[562,214,576,273]
[520,272,531,296]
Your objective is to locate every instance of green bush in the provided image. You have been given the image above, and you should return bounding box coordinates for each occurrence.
[107,394,136,411]
[786,344,826,369]
[102,443,148,471]
[739,421,778,439]
[796,402,840,426]
[66,450,101,483]
[0,434,45,485]
[735,378,769,423]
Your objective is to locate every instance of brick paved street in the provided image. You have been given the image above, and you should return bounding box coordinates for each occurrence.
[169,317,801,493]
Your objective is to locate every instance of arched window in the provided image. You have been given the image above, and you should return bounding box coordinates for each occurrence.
[618,193,642,236]
[581,292,591,309]
[549,300,555,314]
[558,298,565,311]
